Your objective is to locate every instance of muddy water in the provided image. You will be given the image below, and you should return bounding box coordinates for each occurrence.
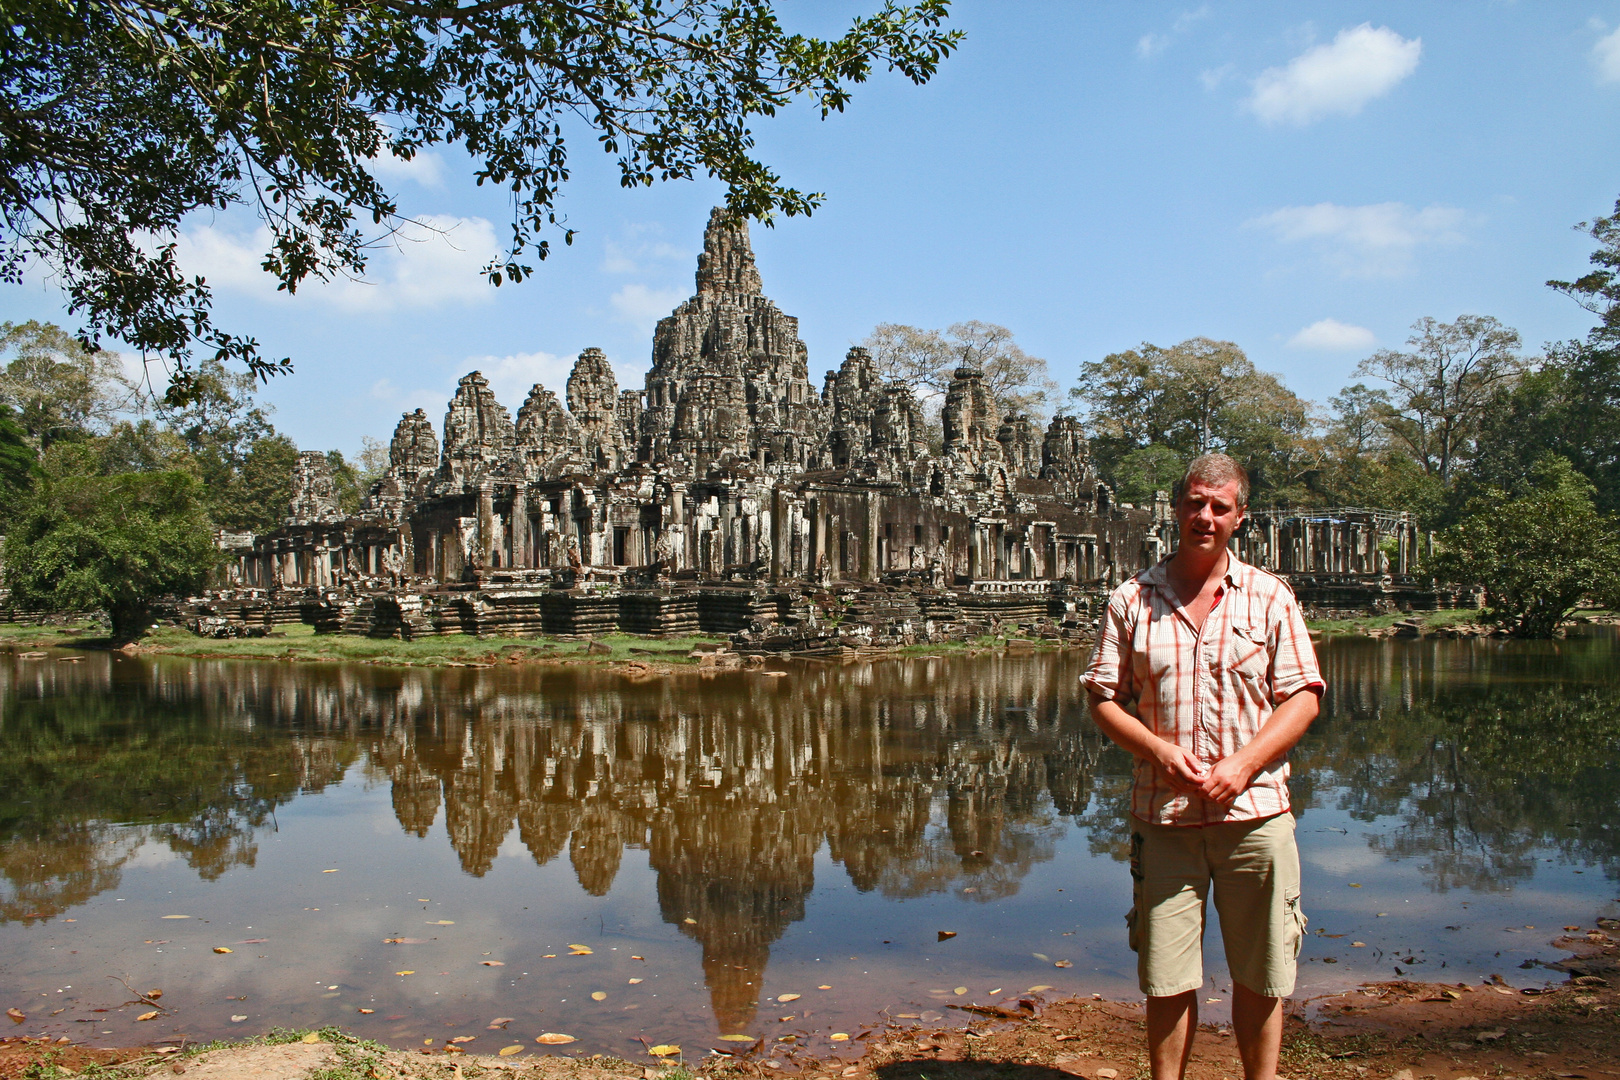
[1,636,1617,1058]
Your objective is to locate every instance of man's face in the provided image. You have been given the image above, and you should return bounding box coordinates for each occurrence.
[1176,477,1246,558]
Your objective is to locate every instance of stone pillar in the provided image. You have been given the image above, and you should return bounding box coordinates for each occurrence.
[863,490,880,582]
[511,489,530,568]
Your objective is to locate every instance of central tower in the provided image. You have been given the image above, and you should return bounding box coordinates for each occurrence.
[639,209,825,474]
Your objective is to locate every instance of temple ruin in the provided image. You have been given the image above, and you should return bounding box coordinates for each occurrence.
[217,209,1445,645]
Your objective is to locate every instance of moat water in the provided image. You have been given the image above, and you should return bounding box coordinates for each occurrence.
[1,636,1617,1059]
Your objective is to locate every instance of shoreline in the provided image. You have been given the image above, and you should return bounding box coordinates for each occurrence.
[0,622,1082,672]
[4,968,1616,1080]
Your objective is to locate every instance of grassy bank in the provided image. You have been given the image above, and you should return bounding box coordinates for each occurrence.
[1306,606,1619,637]
[0,621,726,668]
[1305,607,1482,637]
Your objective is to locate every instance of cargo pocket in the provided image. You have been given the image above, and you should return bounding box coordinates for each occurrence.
[1285,891,1307,959]
[1126,830,1145,953]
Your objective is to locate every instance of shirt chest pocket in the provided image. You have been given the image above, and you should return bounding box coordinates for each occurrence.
[1226,624,1269,681]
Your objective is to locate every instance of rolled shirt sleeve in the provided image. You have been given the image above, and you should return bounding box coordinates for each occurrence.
[1267,588,1325,704]
[1082,584,1139,705]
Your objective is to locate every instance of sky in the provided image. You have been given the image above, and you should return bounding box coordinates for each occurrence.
[5,1,1620,457]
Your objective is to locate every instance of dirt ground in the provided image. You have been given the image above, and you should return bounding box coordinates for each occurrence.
[4,970,1615,1080]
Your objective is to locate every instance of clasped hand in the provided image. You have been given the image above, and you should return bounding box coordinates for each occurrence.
[1151,742,1254,805]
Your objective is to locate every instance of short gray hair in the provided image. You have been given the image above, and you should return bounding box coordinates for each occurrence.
[1175,453,1249,508]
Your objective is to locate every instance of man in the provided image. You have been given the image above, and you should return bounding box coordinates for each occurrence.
[1083,453,1323,1080]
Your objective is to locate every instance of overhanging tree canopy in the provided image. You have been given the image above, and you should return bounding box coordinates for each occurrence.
[0,0,961,402]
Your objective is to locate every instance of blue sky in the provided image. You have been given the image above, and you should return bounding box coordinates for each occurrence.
[6,1,1620,456]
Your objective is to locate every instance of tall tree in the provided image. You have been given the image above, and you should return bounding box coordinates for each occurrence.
[1547,193,1620,342]
[1432,455,1620,637]
[4,470,218,641]
[861,321,1055,420]
[0,405,38,530]
[0,321,134,448]
[2,0,961,403]
[1354,315,1526,486]
[1069,337,1316,503]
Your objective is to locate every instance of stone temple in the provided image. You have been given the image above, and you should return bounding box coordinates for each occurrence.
[219,210,1438,645]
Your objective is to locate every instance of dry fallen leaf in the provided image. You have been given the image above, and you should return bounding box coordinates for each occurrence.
[450,1036,477,1043]
[1053,960,1073,968]
[322,869,340,873]
[213,947,233,954]
[428,920,455,926]
[536,1033,577,1045]
[487,1018,514,1029]
[648,1044,681,1056]
[302,1033,320,1044]
[683,918,697,925]
[567,944,593,955]
[499,1046,524,1056]
[395,970,415,977]
[358,1009,375,1015]
[818,985,832,990]
[1351,941,1366,947]
[1025,985,1052,993]
[591,992,607,1001]
[937,931,956,941]
[953,987,968,995]
[719,1035,755,1042]
[776,994,801,1003]
[628,978,644,985]
[147,989,162,999]
[481,961,505,966]
[631,955,645,961]
[830,1033,849,1042]
[6,1008,24,1022]
[136,1011,159,1021]
[230,1015,247,1023]
[160,915,189,920]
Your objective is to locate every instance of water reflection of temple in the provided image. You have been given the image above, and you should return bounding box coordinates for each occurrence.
[359,656,1104,1028]
[0,654,1106,1030]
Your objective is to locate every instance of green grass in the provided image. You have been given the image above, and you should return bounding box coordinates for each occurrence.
[0,619,725,669]
[1305,607,1482,636]
[1307,605,1620,637]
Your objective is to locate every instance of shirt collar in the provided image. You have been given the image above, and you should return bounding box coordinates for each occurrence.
[1141,549,1252,591]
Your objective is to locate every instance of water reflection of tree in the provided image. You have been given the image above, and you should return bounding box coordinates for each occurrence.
[0,658,356,922]
[1305,636,1620,888]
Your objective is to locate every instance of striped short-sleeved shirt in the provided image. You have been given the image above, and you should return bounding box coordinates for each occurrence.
[1082,552,1324,826]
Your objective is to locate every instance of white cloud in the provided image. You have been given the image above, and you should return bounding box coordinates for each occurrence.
[1137,6,1208,59]
[1200,63,1237,91]
[611,283,684,335]
[1247,201,1466,277]
[1247,24,1420,125]
[368,149,447,189]
[175,213,501,312]
[1287,318,1377,351]
[601,223,689,275]
[1594,25,1620,83]
[470,351,573,409]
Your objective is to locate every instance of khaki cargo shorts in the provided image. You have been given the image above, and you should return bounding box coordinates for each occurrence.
[1127,812,1305,999]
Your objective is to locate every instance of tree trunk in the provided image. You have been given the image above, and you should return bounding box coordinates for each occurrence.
[108,601,152,644]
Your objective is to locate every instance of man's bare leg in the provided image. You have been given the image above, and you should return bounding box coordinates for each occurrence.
[1146,991,1196,1080]
[1231,983,1283,1080]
